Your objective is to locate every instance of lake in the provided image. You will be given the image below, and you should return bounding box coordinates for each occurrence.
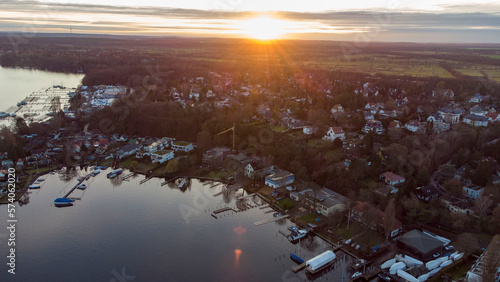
[0,168,354,281]
[0,66,84,112]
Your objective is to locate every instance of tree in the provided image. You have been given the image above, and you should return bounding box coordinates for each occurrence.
[474,195,493,219]
[472,161,494,187]
[455,233,479,255]
[444,179,463,196]
[416,166,430,187]
[383,198,396,241]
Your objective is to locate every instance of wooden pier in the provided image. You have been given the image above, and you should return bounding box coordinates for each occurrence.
[161,177,178,186]
[140,175,154,185]
[213,207,237,214]
[253,215,290,226]
[236,193,256,200]
[121,172,135,181]
[63,173,92,198]
[293,263,307,273]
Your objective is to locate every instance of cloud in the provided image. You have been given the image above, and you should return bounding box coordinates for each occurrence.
[0,0,499,42]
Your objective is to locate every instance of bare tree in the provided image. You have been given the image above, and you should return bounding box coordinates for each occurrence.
[474,195,493,219]
[383,198,396,241]
[481,235,500,281]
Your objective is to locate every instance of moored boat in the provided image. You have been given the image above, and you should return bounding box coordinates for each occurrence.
[29,184,41,189]
[288,228,309,241]
[92,168,100,175]
[305,250,336,274]
[107,169,123,179]
[77,184,87,190]
[290,253,304,264]
[54,198,74,206]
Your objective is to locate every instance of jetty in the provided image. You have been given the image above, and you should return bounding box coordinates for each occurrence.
[62,172,92,198]
[121,172,135,181]
[161,177,178,186]
[140,175,154,185]
[213,207,237,214]
[253,215,290,226]
[178,177,188,188]
[293,263,307,273]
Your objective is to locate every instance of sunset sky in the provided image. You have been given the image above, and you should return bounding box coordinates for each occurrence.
[1,0,499,43]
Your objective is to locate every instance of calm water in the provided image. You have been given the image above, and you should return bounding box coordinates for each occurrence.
[0,66,84,111]
[0,168,354,281]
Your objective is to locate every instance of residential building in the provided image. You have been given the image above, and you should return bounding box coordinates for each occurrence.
[265,168,294,189]
[433,121,450,134]
[362,120,384,135]
[351,201,402,238]
[427,113,444,123]
[416,184,440,202]
[1,159,14,168]
[323,126,346,141]
[330,104,344,115]
[470,105,488,116]
[116,144,141,159]
[463,184,484,200]
[463,114,488,127]
[486,112,500,122]
[150,150,174,164]
[469,93,483,103]
[171,141,194,152]
[202,147,232,167]
[303,126,316,135]
[438,107,465,124]
[388,120,402,130]
[380,172,406,185]
[441,195,475,215]
[405,120,427,134]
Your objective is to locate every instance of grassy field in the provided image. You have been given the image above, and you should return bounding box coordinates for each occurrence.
[277,198,297,211]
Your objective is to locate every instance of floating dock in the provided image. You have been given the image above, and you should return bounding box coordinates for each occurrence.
[161,177,178,186]
[62,173,92,198]
[253,215,290,226]
[293,263,307,273]
[121,172,135,181]
[213,207,237,214]
[140,175,154,185]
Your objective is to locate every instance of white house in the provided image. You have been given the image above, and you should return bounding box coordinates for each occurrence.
[323,126,346,141]
[469,93,483,103]
[150,150,174,164]
[116,144,141,159]
[330,104,344,114]
[171,141,194,152]
[303,126,316,135]
[380,172,406,185]
[405,120,427,133]
[463,114,488,127]
[463,184,484,200]
[439,107,465,124]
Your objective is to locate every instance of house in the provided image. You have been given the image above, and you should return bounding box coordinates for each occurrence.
[427,113,444,123]
[145,141,164,153]
[441,195,475,215]
[116,144,141,159]
[486,112,500,122]
[16,158,24,168]
[469,93,483,103]
[1,159,14,168]
[380,172,406,185]
[470,105,488,116]
[463,114,488,127]
[388,120,402,130]
[323,127,346,142]
[463,184,484,200]
[362,120,384,135]
[314,189,349,216]
[265,168,294,189]
[365,102,377,110]
[467,235,500,282]
[416,184,440,202]
[171,141,194,152]
[433,121,450,134]
[244,162,262,178]
[202,147,232,168]
[363,111,375,120]
[330,104,344,115]
[150,150,174,164]
[351,201,402,238]
[405,120,427,134]
[395,230,444,261]
[438,107,465,124]
[303,126,316,135]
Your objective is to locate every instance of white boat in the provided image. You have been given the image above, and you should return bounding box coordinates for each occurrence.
[92,168,100,175]
[351,272,362,279]
[107,169,123,179]
[77,184,87,190]
[29,184,41,189]
[36,178,45,182]
[305,250,336,274]
[288,228,308,241]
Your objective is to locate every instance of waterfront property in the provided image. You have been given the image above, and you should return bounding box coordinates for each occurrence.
[171,141,194,152]
[395,230,444,261]
[380,172,406,186]
[150,150,175,164]
[265,168,294,189]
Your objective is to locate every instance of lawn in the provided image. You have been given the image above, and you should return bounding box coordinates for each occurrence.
[277,198,297,211]
[271,126,287,132]
[334,221,364,240]
[301,213,320,224]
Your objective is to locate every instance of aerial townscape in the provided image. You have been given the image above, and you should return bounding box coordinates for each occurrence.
[1,1,500,282]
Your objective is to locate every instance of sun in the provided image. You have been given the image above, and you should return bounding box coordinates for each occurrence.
[240,16,287,40]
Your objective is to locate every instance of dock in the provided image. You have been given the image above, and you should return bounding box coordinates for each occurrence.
[293,263,307,273]
[140,175,154,185]
[121,172,135,181]
[161,177,178,186]
[63,173,92,198]
[213,207,237,214]
[253,215,290,226]
[236,193,256,200]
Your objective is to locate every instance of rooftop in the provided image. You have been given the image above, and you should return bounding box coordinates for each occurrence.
[396,229,443,254]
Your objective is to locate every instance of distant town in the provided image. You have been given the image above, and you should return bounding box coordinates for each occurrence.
[1,37,500,281]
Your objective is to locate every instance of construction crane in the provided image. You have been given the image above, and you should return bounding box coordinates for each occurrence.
[218,123,236,153]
